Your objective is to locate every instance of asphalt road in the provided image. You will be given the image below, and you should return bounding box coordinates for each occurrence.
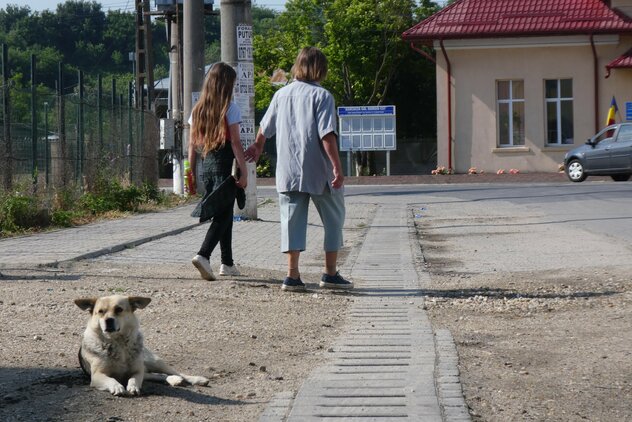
[338,181,632,245]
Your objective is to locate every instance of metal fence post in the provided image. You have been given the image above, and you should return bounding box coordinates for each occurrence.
[31,54,37,191]
[44,101,49,186]
[111,77,116,155]
[98,74,103,151]
[128,81,133,182]
[58,62,67,186]
[2,44,11,191]
[77,70,84,183]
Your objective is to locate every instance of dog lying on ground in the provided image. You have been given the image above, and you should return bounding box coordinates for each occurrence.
[75,295,209,396]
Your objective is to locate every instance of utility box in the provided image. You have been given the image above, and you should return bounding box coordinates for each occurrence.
[160,118,175,150]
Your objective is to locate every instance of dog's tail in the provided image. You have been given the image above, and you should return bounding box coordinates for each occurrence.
[78,347,90,378]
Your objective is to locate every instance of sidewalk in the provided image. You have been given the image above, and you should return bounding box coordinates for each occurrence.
[0,188,469,421]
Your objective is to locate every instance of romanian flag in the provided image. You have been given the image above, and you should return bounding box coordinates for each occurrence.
[606,96,618,126]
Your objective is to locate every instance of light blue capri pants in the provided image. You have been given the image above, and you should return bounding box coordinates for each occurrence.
[279,187,345,253]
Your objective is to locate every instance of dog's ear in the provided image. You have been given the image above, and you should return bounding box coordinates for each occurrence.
[75,298,97,312]
[128,296,151,311]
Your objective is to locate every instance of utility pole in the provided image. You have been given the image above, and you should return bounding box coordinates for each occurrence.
[183,0,205,192]
[221,0,257,219]
[134,0,154,111]
[169,4,183,194]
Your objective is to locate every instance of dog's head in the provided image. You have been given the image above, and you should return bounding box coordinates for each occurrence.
[74,295,151,336]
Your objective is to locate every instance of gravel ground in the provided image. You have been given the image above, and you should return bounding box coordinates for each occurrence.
[414,200,632,422]
[0,261,353,422]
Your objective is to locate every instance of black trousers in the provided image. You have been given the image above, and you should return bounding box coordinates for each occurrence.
[198,203,234,266]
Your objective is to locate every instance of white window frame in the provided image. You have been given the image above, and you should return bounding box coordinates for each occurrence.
[497,80,525,147]
[545,79,574,145]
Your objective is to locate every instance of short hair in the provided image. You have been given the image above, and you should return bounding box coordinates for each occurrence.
[291,47,328,82]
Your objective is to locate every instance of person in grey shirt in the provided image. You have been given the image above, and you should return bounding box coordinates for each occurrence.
[245,46,353,292]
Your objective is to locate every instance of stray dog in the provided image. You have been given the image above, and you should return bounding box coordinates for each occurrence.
[75,295,209,396]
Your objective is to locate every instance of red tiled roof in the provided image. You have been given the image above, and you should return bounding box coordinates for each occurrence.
[607,47,632,69]
[402,0,632,42]
[606,47,632,76]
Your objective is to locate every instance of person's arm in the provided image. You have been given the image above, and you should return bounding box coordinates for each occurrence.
[228,122,247,189]
[244,128,266,163]
[322,131,344,189]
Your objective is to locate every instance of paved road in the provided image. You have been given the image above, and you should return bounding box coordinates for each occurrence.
[2,178,630,421]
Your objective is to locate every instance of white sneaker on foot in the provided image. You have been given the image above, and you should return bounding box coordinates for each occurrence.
[192,255,215,281]
[219,264,240,276]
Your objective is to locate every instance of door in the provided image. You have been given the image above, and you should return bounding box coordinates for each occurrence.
[609,125,632,170]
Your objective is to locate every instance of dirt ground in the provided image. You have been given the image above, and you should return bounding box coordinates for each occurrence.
[415,216,632,421]
[0,261,353,422]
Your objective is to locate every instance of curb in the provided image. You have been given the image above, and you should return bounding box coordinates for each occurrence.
[43,222,201,267]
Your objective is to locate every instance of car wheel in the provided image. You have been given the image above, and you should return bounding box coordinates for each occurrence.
[566,159,587,182]
[611,174,631,182]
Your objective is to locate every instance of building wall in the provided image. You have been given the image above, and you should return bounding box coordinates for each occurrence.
[434,35,632,173]
[611,0,632,17]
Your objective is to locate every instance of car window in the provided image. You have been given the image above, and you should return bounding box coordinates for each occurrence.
[616,125,632,142]
[593,129,613,145]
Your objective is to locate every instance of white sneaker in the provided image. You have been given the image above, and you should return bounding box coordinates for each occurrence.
[192,255,215,281]
[219,264,240,276]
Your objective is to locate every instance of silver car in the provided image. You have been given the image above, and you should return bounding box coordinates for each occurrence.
[564,123,632,182]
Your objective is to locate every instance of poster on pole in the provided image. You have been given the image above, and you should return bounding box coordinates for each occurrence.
[236,24,254,147]
[237,24,252,61]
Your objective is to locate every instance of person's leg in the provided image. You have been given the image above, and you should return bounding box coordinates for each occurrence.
[287,250,300,279]
[218,206,234,267]
[279,192,309,291]
[324,251,337,276]
[279,191,310,254]
[193,207,233,281]
[198,207,232,259]
[311,187,345,275]
[312,188,352,289]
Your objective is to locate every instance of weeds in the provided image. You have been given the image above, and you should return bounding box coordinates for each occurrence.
[0,176,181,238]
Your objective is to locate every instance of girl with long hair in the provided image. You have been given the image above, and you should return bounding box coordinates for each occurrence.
[188,62,247,280]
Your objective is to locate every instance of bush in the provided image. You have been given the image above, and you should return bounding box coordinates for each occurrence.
[80,179,145,214]
[256,153,274,177]
[51,210,80,227]
[1,177,167,237]
[0,191,40,233]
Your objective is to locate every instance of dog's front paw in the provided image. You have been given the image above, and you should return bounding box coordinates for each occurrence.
[108,382,127,396]
[126,379,142,396]
[166,375,184,386]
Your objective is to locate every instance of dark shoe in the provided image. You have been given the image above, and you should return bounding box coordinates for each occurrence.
[281,276,306,292]
[320,272,353,290]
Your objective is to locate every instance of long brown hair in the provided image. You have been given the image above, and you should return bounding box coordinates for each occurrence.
[190,62,237,157]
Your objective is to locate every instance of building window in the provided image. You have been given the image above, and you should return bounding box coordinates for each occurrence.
[545,79,574,145]
[497,80,525,146]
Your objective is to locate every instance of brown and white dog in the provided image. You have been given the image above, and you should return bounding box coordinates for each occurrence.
[75,295,209,396]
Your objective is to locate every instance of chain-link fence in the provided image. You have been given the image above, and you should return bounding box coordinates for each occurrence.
[1,49,159,194]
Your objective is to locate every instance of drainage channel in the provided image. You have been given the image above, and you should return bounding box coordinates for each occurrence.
[260,203,469,421]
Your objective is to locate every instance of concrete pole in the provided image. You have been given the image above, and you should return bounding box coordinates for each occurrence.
[169,13,183,194]
[182,0,205,194]
[221,0,258,219]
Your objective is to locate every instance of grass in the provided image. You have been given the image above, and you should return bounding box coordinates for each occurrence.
[0,177,196,238]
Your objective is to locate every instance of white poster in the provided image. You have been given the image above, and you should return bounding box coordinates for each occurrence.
[236,24,252,61]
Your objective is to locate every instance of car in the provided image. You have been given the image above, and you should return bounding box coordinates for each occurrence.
[564,123,632,182]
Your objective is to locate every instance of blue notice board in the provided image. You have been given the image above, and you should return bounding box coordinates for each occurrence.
[626,102,632,121]
[337,105,396,151]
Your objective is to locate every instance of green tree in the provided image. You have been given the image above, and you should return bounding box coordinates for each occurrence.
[252,0,440,174]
